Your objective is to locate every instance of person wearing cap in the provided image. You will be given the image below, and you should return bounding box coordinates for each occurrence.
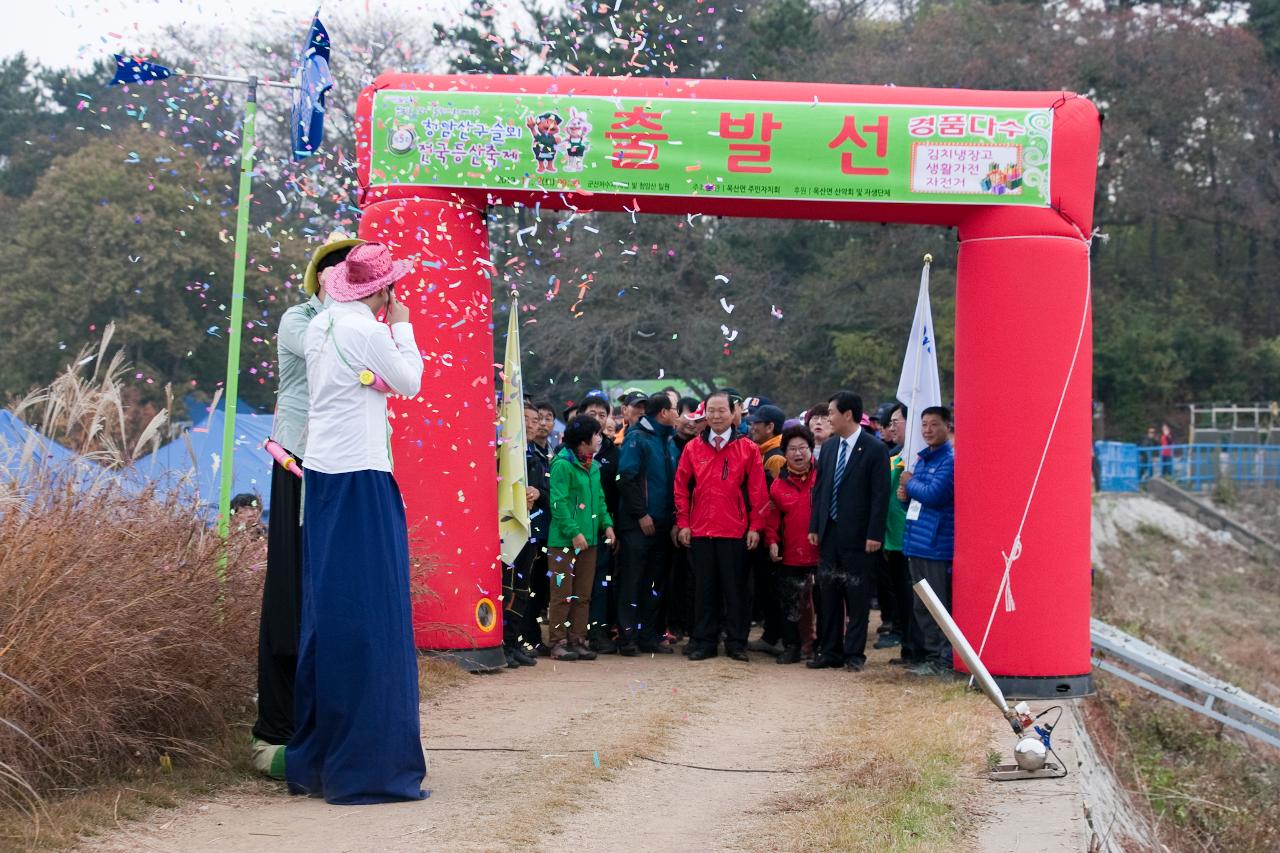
[286,242,427,804]
[615,393,680,655]
[674,391,769,662]
[747,404,788,485]
[875,403,901,454]
[614,389,647,444]
[746,402,788,656]
[250,234,362,780]
[807,391,890,673]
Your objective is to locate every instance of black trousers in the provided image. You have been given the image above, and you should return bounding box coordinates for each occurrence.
[520,546,550,647]
[617,525,672,648]
[503,541,538,648]
[874,547,898,630]
[752,547,783,645]
[885,549,922,661]
[815,536,875,666]
[908,557,954,666]
[664,542,695,637]
[691,536,749,654]
[254,458,303,745]
[777,565,814,648]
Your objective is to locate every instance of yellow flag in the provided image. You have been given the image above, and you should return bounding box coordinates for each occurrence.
[497,296,530,565]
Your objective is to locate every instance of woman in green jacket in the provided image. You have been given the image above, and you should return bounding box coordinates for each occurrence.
[547,415,616,661]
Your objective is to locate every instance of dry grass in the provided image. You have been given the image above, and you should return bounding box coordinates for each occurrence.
[0,336,265,849]
[11,325,169,467]
[0,730,271,851]
[0,481,265,849]
[752,675,991,853]
[418,655,472,702]
[1092,495,1280,852]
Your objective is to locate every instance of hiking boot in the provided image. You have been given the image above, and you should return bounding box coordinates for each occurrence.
[505,650,520,668]
[618,643,639,657]
[908,661,952,677]
[748,638,782,655]
[873,632,902,650]
[572,641,598,661]
[775,645,801,664]
[550,642,579,661]
[728,649,750,662]
[688,648,718,661]
[589,633,618,654]
[511,646,538,667]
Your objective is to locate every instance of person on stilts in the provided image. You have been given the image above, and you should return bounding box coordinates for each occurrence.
[250,233,361,779]
[287,242,428,805]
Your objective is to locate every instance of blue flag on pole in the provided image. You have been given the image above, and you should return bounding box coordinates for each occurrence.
[109,54,172,86]
[291,16,333,160]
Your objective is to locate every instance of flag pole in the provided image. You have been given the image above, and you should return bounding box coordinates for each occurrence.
[216,77,259,569]
[904,252,932,471]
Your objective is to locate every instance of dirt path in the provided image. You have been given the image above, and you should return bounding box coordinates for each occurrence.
[87,639,1079,852]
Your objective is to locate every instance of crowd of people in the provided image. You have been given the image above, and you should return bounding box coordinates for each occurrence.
[501,385,958,679]
[246,234,958,807]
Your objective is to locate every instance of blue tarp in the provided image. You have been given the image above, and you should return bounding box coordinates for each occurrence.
[131,398,275,516]
[0,409,117,495]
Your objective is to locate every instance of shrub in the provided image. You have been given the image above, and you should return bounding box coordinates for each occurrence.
[0,480,264,814]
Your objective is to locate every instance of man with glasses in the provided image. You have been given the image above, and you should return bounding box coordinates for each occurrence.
[879,404,921,665]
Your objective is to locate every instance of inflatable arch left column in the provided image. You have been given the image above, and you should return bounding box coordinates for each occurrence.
[358,190,505,671]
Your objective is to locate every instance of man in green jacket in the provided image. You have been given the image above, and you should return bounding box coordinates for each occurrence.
[547,415,616,661]
[881,404,921,665]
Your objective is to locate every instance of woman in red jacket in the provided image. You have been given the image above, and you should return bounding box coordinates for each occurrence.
[761,424,821,664]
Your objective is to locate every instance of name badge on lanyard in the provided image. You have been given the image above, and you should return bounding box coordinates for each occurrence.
[906,500,923,521]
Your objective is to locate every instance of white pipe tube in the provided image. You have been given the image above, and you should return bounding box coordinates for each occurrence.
[913,578,1012,717]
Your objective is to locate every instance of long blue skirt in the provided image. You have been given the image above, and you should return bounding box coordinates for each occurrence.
[286,468,428,805]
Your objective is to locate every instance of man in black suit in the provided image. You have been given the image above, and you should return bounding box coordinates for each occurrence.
[807,391,890,671]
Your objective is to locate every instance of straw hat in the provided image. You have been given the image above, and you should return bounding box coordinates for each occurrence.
[325,242,412,303]
[303,231,365,296]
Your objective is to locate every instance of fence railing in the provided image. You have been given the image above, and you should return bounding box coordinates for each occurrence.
[1095,442,1280,493]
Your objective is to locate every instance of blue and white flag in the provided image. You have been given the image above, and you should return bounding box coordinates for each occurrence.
[896,258,942,472]
[291,16,333,160]
[109,54,172,86]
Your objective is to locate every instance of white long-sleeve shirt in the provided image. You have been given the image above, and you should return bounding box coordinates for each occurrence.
[302,301,423,474]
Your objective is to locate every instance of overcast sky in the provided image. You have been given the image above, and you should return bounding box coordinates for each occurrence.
[1,0,471,71]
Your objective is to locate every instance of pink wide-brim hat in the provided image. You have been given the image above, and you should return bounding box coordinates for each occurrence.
[326,242,412,303]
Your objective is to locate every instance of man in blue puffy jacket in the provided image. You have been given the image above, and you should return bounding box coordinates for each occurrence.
[899,405,955,677]
[616,393,680,655]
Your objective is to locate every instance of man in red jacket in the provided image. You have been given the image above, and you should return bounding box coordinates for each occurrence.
[675,391,769,661]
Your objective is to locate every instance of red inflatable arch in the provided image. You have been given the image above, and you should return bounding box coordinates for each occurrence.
[354,73,1099,696]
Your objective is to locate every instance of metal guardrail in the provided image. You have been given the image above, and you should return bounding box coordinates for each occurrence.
[1096,442,1280,492]
[1091,619,1280,750]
